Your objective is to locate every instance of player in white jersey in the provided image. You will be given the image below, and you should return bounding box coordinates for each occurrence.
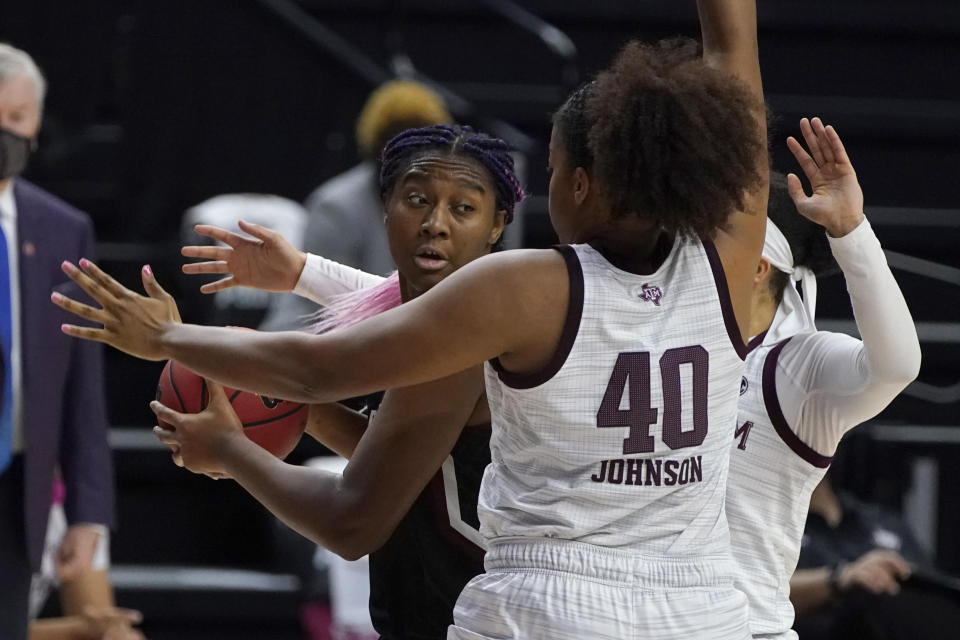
[727,118,921,639]
[53,1,769,637]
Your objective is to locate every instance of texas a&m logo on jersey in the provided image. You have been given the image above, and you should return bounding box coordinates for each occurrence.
[638,283,663,306]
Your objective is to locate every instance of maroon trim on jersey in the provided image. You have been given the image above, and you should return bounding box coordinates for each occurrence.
[745,329,768,355]
[489,245,584,389]
[762,338,833,469]
[701,237,749,360]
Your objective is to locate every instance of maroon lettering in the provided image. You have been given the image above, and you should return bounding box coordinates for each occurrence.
[734,420,753,451]
[590,459,608,482]
[644,459,662,486]
[597,352,658,454]
[664,459,680,485]
[660,346,709,450]
[608,459,624,484]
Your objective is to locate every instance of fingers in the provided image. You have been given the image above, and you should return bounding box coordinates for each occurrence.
[153,425,186,467]
[60,324,109,343]
[139,264,172,301]
[237,219,275,242]
[825,124,853,167]
[50,291,110,325]
[786,136,819,182]
[785,173,807,205]
[205,379,229,407]
[116,608,144,624]
[150,400,187,428]
[152,424,179,445]
[76,259,132,301]
[810,117,836,165]
[181,259,231,275]
[199,276,237,294]
[193,224,247,248]
[798,117,826,168]
[182,244,232,261]
[61,261,120,308]
[879,552,913,580]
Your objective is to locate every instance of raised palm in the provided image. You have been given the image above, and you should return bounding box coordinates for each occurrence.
[786,117,864,237]
[181,220,306,293]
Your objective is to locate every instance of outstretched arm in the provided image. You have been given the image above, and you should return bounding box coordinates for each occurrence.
[182,220,384,304]
[775,118,921,455]
[181,221,308,294]
[152,368,483,559]
[53,248,568,404]
[698,0,768,339]
[293,253,386,305]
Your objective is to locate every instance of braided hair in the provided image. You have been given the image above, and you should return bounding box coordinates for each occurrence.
[313,124,525,334]
[378,124,525,224]
[552,81,594,171]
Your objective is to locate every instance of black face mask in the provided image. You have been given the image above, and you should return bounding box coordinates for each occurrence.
[0,128,35,180]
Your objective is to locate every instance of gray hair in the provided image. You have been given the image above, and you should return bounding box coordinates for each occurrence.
[0,43,47,107]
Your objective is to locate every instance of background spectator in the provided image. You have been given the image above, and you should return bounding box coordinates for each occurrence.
[0,42,114,640]
[791,469,960,639]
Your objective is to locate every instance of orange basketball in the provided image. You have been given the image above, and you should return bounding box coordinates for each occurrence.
[155,360,307,459]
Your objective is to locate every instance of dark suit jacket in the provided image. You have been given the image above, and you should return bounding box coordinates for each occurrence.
[13,179,115,571]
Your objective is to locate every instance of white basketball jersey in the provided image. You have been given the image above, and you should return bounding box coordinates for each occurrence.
[727,336,832,636]
[479,239,747,557]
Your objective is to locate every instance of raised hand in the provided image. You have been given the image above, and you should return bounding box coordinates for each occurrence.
[786,117,865,237]
[151,379,246,475]
[181,220,307,294]
[52,260,180,361]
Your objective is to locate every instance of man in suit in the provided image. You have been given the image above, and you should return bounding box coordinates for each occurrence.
[0,42,115,639]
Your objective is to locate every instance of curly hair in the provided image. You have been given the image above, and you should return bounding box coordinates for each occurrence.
[766,171,840,302]
[379,124,525,224]
[585,39,765,238]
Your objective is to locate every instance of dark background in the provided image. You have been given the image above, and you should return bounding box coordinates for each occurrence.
[1,1,957,637]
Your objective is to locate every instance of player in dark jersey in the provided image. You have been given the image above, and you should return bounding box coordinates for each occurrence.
[138,124,523,639]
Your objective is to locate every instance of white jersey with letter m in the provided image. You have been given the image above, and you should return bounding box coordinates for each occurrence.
[480,238,748,556]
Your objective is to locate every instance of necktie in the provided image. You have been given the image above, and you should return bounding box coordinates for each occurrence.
[0,211,13,475]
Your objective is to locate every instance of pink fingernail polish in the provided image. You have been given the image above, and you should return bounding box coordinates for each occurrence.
[51,292,61,302]
[61,261,74,272]
[143,264,153,277]
[79,258,91,269]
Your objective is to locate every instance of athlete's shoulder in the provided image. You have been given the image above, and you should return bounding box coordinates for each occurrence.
[777,329,860,371]
[455,248,568,287]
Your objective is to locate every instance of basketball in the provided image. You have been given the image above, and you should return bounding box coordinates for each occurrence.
[155,360,307,459]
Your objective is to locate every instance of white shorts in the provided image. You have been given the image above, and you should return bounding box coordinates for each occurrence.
[449,538,750,640]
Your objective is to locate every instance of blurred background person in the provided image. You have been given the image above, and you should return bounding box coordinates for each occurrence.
[29,477,144,640]
[0,42,115,640]
[791,464,960,639]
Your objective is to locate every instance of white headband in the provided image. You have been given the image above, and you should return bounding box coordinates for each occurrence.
[762,219,817,341]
